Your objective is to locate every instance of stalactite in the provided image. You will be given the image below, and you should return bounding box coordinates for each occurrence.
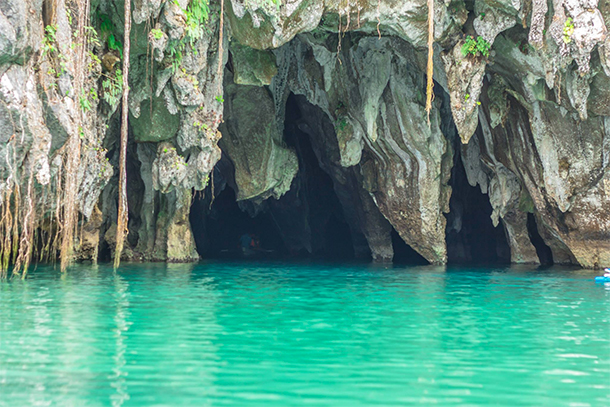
[114,0,132,269]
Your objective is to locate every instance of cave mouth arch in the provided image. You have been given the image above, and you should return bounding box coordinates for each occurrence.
[189,91,440,265]
[188,141,359,262]
[391,231,429,265]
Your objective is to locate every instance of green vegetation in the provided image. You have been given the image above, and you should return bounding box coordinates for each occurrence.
[183,0,210,45]
[215,95,224,103]
[79,90,92,112]
[102,68,123,106]
[42,25,58,58]
[87,50,101,73]
[165,0,211,72]
[150,28,164,40]
[335,117,348,132]
[193,120,209,130]
[100,14,123,57]
[41,24,69,86]
[563,17,574,44]
[461,36,491,58]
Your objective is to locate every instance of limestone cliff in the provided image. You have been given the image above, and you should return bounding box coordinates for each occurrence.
[1,0,609,272]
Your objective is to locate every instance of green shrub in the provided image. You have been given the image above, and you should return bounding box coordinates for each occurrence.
[79,89,92,112]
[150,28,164,40]
[99,14,123,57]
[563,18,574,44]
[166,0,210,72]
[461,36,491,58]
[102,68,123,106]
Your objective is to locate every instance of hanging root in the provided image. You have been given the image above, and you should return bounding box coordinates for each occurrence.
[114,0,132,270]
[217,0,225,96]
[0,182,16,278]
[425,0,434,126]
[14,173,35,278]
[59,0,92,272]
[345,1,351,34]
[377,0,381,39]
[0,137,22,278]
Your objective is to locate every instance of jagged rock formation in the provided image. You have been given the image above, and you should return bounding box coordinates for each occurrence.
[1,0,609,270]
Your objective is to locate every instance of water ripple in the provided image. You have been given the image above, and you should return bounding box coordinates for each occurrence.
[0,263,608,406]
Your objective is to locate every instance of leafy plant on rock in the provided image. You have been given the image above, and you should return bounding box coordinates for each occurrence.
[461,35,491,58]
[99,14,123,57]
[563,17,574,44]
[102,68,123,107]
[41,25,58,58]
[166,0,211,72]
[150,28,164,40]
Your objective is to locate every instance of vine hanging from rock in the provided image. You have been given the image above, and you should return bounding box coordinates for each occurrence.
[425,0,434,125]
[113,0,132,270]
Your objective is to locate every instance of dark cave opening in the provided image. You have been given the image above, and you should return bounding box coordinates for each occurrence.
[445,151,512,265]
[189,127,358,261]
[189,92,363,262]
[527,213,554,266]
[282,94,357,260]
[190,182,288,259]
[391,230,429,265]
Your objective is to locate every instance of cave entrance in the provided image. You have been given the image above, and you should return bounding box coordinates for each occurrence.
[445,151,511,265]
[190,167,357,262]
[191,183,288,259]
[282,94,357,261]
[189,89,365,262]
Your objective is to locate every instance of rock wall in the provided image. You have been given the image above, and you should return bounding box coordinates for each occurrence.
[1,0,609,269]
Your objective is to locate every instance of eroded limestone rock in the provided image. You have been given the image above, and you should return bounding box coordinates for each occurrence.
[442,42,487,144]
[230,43,278,86]
[221,73,298,202]
[271,34,453,264]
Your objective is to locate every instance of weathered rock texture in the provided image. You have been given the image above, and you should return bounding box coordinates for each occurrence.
[1,0,609,269]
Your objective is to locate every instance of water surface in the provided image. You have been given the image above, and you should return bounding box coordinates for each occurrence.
[1,262,609,406]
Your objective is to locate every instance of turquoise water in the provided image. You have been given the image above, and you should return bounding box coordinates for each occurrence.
[1,262,609,406]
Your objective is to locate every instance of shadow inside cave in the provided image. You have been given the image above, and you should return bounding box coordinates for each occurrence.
[445,145,512,266]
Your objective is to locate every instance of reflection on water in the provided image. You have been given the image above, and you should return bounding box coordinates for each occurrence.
[0,262,609,406]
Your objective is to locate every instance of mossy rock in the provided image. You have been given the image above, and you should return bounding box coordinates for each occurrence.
[131,96,180,143]
[230,43,278,86]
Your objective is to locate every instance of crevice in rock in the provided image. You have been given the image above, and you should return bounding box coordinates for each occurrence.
[445,147,511,265]
[526,212,554,266]
[391,230,429,265]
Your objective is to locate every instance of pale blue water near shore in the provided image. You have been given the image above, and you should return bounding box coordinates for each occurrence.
[0,262,609,406]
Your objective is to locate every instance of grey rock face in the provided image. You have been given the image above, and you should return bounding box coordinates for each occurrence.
[2,0,610,269]
[221,72,299,203]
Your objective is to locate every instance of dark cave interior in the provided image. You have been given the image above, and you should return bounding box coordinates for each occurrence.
[445,147,511,265]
